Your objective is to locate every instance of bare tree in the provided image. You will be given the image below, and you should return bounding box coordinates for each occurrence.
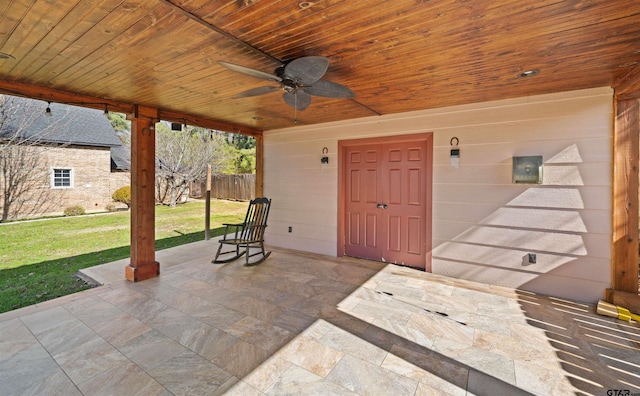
[155,124,231,207]
[0,95,72,221]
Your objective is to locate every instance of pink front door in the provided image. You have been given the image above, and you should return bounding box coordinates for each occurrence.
[341,134,432,270]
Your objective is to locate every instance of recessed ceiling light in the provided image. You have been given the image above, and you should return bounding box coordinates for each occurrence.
[0,52,15,60]
[518,69,540,78]
[252,116,263,121]
[618,61,639,68]
[121,3,139,11]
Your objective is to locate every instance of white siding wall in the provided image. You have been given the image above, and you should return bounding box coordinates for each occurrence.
[264,87,613,302]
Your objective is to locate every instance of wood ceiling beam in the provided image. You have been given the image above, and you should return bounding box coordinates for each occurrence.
[158,1,375,117]
[0,79,134,114]
[614,64,640,100]
[158,0,281,64]
[159,109,262,137]
[0,79,262,136]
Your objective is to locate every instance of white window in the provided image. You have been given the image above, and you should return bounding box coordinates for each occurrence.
[51,168,73,188]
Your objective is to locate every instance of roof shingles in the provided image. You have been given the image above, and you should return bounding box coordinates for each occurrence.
[1,97,122,147]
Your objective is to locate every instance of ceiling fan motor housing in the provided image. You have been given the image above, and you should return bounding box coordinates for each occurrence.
[282,79,299,93]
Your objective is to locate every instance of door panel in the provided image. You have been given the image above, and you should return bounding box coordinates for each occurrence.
[365,213,378,248]
[408,168,421,204]
[388,215,401,252]
[388,167,402,204]
[381,141,427,267]
[344,138,429,269]
[348,212,360,245]
[344,144,383,260]
[365,168,378,203]
[407,216,421,254]
[349,169,360,202]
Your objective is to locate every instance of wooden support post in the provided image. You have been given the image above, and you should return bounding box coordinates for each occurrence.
[125,106,160,282]
[611,98,639,297]
[255,134,264,198]
[205,164,211,240]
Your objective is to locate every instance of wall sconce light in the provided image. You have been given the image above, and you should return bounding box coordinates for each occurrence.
[321,147,329,164]
[450,137,460,168]
[45,102,52,117]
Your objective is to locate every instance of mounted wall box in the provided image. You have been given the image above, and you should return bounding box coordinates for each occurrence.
[512,156,543,184]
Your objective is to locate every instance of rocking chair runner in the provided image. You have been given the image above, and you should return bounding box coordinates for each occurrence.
[213,197,272,266]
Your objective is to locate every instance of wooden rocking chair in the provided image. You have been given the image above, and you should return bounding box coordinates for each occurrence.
[212,197,272,266]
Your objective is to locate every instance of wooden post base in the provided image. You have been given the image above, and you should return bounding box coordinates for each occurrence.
[606,288,640,314]
[125,261,160,282]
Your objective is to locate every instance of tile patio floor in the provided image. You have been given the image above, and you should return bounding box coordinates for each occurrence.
[1,239,639,395]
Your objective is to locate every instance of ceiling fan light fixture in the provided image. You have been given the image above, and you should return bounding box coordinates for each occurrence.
[518,69,540,78]
[0,52,15,60]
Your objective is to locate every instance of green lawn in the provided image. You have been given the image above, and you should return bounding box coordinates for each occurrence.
[0,200,247,313]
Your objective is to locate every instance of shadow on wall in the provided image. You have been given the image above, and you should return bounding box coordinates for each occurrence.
[432,144,610,302]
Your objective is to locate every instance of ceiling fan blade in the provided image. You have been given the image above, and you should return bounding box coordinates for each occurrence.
[218,61,282,83]
[283,56,329,85]
[282,90,312,111]
[303,80,355,98]
[232,86,280,98]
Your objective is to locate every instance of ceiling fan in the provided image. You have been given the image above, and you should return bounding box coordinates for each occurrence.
[218,56,355,111]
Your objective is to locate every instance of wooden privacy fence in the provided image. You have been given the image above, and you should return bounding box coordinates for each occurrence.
[192,174,255,201]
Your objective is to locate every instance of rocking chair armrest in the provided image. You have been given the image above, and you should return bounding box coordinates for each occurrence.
[220,222,245,241]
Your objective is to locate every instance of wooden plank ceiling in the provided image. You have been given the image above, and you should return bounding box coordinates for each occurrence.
[1,0,639,132]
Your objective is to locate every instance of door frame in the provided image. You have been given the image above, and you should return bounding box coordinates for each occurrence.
[337,132,434,271]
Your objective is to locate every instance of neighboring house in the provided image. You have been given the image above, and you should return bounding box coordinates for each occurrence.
[0,97,130,219]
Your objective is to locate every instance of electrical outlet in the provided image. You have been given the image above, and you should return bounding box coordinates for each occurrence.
[288,226,292,233]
